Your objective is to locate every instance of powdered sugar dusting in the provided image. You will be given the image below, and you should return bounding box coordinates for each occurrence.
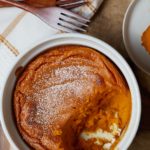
[33,65,97,88]
[27,65,101,127]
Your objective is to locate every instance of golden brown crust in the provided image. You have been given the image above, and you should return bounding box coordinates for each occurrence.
[14,46,130,150]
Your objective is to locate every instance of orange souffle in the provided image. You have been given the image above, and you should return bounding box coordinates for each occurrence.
[13,45,131,150]
[142,26,150,53]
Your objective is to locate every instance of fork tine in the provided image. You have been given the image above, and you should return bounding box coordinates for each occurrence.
[57,23,78,33]
[61,11,90,23]
[57,0,84,5]
[58,19,87,32]
[57,0,87,9]
[60,14,88,27]
[60,2,86,9]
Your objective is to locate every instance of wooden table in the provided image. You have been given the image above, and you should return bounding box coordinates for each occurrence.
[88,0,150,149]
[1,0,150,149]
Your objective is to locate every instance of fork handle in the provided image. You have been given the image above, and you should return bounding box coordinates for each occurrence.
[0,1,12,7]
[0,0,36,12]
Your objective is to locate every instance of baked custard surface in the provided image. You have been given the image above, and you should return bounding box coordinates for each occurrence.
[14,46,131,150]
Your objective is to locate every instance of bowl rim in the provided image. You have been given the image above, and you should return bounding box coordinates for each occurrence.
[122,0,150,75]
[0,33,141,150]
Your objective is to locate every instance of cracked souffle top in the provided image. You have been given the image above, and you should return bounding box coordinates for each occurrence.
[13,45,131,150]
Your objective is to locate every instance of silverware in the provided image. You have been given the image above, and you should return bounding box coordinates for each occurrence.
[0,0,89,32]
[57,0,86,9]
[0,0,87,9]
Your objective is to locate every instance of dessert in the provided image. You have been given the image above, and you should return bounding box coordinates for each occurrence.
[13,45,131,150]
[142,26,150,53]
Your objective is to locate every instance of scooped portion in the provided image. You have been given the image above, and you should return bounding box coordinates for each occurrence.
[79,92,131,150]
[13,45,131,150]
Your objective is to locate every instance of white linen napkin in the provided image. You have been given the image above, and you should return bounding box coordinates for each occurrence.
[0,0,103,149]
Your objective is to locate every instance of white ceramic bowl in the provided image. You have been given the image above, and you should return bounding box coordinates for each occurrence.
[123,0,150,75]
[0,33,141,150]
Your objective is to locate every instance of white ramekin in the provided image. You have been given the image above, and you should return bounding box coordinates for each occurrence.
[0,33,141,150]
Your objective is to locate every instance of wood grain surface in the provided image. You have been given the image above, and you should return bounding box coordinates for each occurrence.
[1,0,150,149]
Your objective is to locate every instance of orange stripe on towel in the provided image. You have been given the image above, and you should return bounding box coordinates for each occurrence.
[87,0,96,13]
[0,11,27,56]
[2,11,27,37]
[0,34,19,56]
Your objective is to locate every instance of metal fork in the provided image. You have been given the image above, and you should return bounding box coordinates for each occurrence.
[56,0,86,9]
[0,0,87,9]
[0,0,89,32]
